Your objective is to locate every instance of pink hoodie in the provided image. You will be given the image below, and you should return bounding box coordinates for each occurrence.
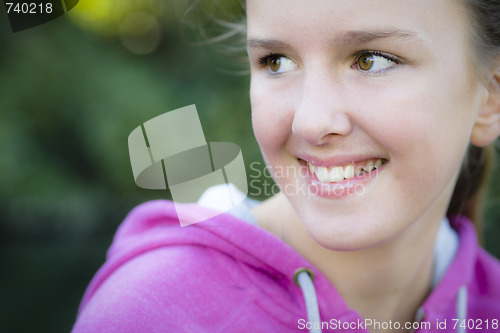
[72,200,500,332]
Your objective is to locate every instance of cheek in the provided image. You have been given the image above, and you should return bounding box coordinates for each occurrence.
[250,78,294,154]
[363,74,475,185]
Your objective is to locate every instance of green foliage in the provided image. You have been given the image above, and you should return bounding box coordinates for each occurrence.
[0,3,256,332]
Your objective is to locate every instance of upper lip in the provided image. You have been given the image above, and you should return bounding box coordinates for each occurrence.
[296,152,388,168]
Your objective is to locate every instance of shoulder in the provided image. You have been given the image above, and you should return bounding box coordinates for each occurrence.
[426,217,500,324]
[73,243,259,332]
[72,199,297,333]
[468,247,500,313]
[455,216,500,315]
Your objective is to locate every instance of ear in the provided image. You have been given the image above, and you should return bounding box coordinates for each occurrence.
[470,68,500,147]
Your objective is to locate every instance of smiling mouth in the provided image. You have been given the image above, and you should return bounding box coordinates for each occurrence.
[306,158,388,183]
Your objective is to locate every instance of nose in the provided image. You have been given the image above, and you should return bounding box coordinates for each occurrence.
[292,68,353,146]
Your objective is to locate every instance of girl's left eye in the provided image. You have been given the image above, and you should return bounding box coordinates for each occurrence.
[259,54,298,74]
[353,51,400,74]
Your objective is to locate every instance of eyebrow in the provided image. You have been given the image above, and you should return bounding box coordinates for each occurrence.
[247,28,421,50]
[247,39,290,50]
[332,29,418,45]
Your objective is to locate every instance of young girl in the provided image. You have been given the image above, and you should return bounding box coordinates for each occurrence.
[72,1,500,332]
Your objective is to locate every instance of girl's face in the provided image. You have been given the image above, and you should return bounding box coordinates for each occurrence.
[247,0,488,250]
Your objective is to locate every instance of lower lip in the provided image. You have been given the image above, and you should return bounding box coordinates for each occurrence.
[300,160,386,199]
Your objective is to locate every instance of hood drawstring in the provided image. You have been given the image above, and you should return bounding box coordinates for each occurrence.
[410,307,426,333]
[294,268,322,333]
[411,285,468,333]
[456,286,468,333]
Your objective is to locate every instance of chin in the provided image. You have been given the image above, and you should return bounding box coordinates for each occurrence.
[311,229,382,252]
[299,210,397,252]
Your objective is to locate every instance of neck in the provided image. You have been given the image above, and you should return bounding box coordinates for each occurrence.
[253,193,443,333]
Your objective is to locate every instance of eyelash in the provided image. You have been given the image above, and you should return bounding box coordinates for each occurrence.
[353,50,402,73]
[257,51,403,74]
[354,50,399,62]
[257,53,284,66]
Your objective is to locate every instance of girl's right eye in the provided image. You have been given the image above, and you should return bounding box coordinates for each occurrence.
[258,54,298,74]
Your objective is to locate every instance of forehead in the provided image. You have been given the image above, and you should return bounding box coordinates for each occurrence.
[246,0,468,48]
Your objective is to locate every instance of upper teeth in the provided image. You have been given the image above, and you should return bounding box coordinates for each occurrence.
[308,158,386,183]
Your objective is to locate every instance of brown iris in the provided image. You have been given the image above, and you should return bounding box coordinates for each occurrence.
[269,56,281,72]
[358,54,374,71]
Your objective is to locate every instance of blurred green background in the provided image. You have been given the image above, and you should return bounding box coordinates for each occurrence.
[0,1,499,332]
